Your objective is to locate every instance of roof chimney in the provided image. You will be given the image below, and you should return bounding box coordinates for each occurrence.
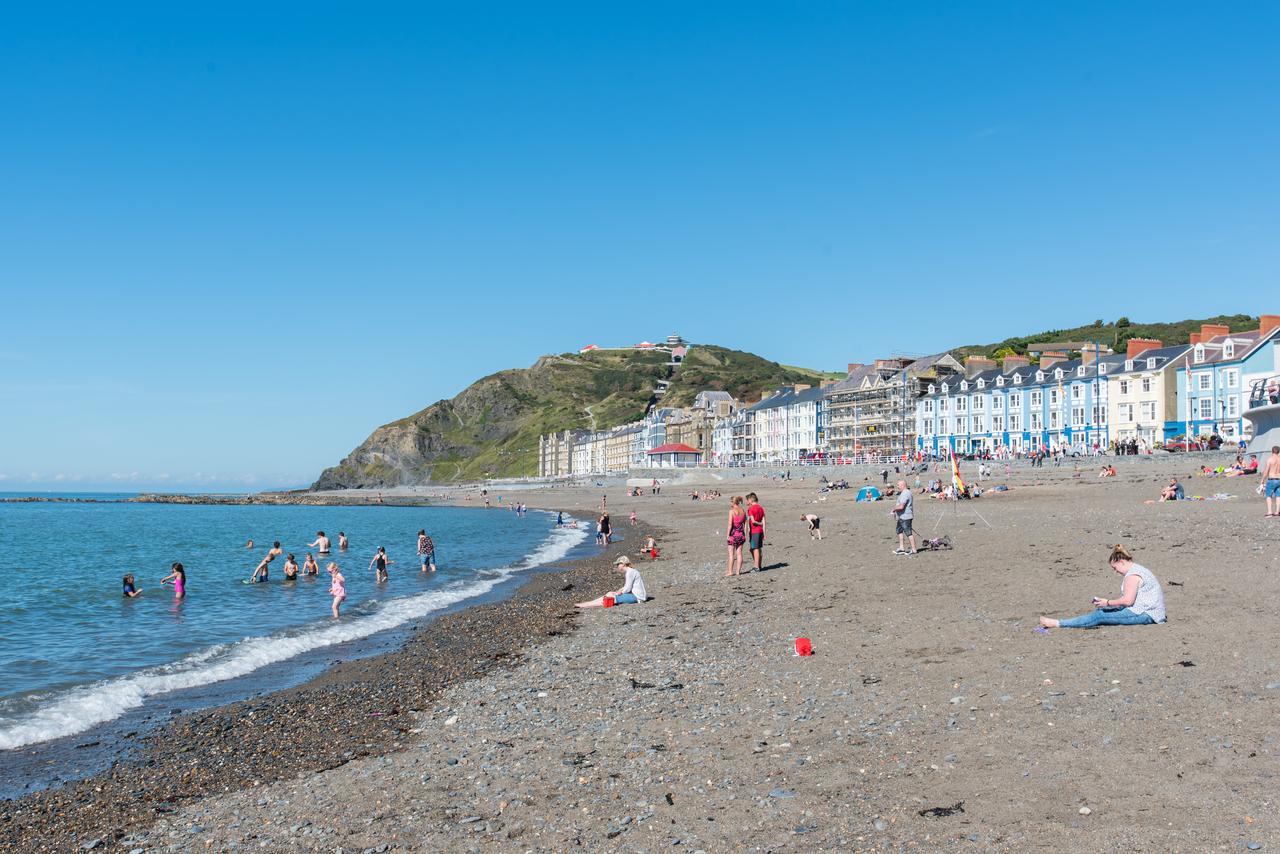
[847,363,863,375]
[1188,332,1202,345]
[1039,351,1068,369]
[1259,314,1280,337]
[793,383,811,392]
[1002,355,1030,373]
[1200,323,1230,340]
[964,355,997,378]
[1126,338,1163,359]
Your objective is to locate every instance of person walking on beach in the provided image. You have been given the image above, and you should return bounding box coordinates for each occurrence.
[160,562,186,598]
[417,530,437,572]
[303,553,319,575]
[369,546,391,583]
[1038,544,1166,628]
[629,510,638,527]
[892,481,916,555]
[1263,446,1280,517]
[725,496,747,577]
[338,532,349,550]
[327,562,346,618]
[308,531,331,555]
[250,541,283,583]
[745,492,766,571]
[801,513,822,540]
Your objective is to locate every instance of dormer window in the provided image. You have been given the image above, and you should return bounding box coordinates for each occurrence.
[1054,368,1064,380]
[1099,363,1108,375]
[977,379,985,389]
[1193,344,1205,364]
[1013,375,1022,385]
[941,382,949,393]
[1124,360,1133,371]
[928,384,935,394]
[1145,357,1156,370]
[1076,366,1086,377]
[960,381,969,391]
[1223,340,1235,359]
[1035,371,1044,382]
[996,376,1005,387]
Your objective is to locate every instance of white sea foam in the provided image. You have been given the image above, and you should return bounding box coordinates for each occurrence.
[0,522,587,751]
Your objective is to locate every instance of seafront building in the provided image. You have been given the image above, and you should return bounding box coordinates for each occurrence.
[1175,318,1280,443]
[826,354,962,457]
[745,385,826,462]
[1106,339,1189,448]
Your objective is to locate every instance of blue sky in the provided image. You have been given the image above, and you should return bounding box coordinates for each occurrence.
[3,3,1277,491]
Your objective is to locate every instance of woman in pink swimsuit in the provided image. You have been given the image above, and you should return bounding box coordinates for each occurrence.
[160,562,186,598]
[327,562,346,618]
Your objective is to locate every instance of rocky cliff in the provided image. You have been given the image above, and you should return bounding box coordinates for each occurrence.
[312,345,824,487]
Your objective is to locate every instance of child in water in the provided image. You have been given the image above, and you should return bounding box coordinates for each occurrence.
[122,574,142,598]
[283,554,299,580]
[303,553,319,576]
[369,546,391,583]
[338,532,349,550]
[160,562,186,598]
[327,562,346,617]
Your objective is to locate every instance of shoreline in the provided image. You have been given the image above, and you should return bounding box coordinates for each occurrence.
[0,515,652,852]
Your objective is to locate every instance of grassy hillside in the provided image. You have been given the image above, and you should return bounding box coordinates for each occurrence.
[314,345,820,486]
[954,314,1258,359]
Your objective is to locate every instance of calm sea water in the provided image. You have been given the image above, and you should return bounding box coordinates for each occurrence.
[0,497,586,750]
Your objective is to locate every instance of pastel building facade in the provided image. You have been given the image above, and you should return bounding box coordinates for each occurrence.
[746,385,825,462]
[1175,318,1280,442]
[1105,340,1189,447]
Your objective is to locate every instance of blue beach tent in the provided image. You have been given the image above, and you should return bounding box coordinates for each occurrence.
[855,486,882,502]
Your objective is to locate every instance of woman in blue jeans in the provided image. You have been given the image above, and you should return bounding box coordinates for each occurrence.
[1039,544,1166,629]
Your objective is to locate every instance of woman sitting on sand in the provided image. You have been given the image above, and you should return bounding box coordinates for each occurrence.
[575,555,648,607]
[1039,544,1166,629]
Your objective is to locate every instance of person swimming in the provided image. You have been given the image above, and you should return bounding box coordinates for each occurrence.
[250,541,283,583]
[160,562,186,598]
[338,532,349,550]
[303,553,319,575]
[122,573,142,598]
[283,553,299,580]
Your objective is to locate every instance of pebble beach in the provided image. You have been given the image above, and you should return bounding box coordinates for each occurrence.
[3,455,1279,851]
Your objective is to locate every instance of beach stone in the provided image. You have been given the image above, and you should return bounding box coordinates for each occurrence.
[873,819,887,831]
[79,840,103,851]
[1078,807,1091,815]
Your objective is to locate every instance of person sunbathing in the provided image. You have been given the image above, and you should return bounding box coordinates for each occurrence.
[1039,544,1165,629]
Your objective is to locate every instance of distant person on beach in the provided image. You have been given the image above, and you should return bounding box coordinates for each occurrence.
[644,535,659,560]
[598,512,612,545]
[629,510,637,527]
[250,541,283,583]
[1264,446,1280,517]
[303,553,319,575]
[574,556,648,607]
[1039,544,1166,629]
[725,496,747,577]
[327,562,346,617]
[746,492,766,571]
[370,546,391,583]
[801,513,822,540]
[892,481,916,555]
[160,562,186,598]
[1159,479,1185,501]
[338,532,349,550]
[122,573,142,598]
[308,531,331,554]
[417,530,436,572]
[283,554,299,580]
[556,512,564,526]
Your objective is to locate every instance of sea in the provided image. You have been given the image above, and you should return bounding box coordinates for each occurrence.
[0,494,589,784]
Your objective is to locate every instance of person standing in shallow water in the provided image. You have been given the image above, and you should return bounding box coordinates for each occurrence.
[369,546,391,583]
[338,532,349,551]
[160,562,186,598]
[327,563,346,618]
[308,531,331,555]
[417,530,436,572]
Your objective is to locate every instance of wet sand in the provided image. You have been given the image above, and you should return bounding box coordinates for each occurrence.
[5,454,1279,851]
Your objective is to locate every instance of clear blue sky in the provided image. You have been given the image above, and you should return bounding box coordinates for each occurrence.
[3,3,1277,491]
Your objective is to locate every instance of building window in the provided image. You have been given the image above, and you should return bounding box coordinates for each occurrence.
[1071,407,1085,427]
[1036,371,1044,382]
[972,395,984,411]
[1193,344,1205,363]
[1146,357,1156,369]
[1224,340,1235,359]
[1050,411,1060,430]
[1224,369,1239,389]
[1196,372,1212,391]
[1098,363,1108,375]
[1120,403,1134,422]
[1009,414,1021,431]
[1049,389,1059,405]
[1227,395,1239,418]
[1077,366,1086,377]
[923,400,933,413]
[1125,360,1134,371]
[1198,398,1213,420]
[1119,380,1129,395]
[1030,391,1042,407]
[1071,384,1082,400]
[940,399,949,413]
[1030,413,1042,430]
[1010,395,1021,410]
[1013,375,1022,385]
[1141,378,1152,393]
[993,415,1004,432]
[992,395,1003,411]
[956,397,967,413]
[955,417,965,433]
[1140,401,1156,421]
[973,415,985,433]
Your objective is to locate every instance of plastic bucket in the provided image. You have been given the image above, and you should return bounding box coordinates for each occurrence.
[794,637,813,656]
[603,595,616,608]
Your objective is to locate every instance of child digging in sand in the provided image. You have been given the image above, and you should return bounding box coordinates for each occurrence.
[801,513,822,540]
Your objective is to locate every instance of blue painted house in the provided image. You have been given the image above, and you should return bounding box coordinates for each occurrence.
[1175,319,1280,443]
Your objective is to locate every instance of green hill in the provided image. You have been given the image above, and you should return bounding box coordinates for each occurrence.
[955,313,1258,359]
[313,345,819,487]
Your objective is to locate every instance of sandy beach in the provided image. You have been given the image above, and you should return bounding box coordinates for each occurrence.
[4,454,1279,851]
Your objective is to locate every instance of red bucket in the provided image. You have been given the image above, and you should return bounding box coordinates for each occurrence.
[794,637,813,656]
[602,595,616,608]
